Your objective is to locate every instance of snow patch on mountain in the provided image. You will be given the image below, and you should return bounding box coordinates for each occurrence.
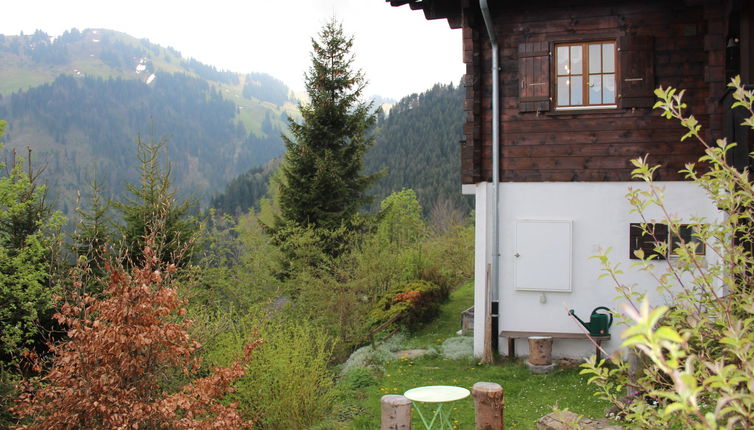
[135,58,147,74]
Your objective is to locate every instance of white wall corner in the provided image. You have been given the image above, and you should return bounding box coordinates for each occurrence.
[472,182,493,357]
[461,184,476,195]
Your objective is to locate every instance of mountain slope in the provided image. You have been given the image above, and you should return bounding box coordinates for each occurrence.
[365,82,470,215]
[210,83,469,216]
[0,28,295,212]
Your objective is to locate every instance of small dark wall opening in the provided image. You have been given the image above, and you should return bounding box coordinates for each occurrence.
[491,300,499,350]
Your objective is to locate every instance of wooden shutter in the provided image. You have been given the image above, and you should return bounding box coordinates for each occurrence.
[619,35,655,108]
[519,42,550,112]
[629,223,668,260]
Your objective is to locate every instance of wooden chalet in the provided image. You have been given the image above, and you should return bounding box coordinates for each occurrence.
[387,0,752,358]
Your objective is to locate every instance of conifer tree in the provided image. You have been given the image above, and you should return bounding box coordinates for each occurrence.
[113,136,197,267]
[278,20,378,236]
[0,121,64,427]
[70,172,112,293]
[0,122,64,362]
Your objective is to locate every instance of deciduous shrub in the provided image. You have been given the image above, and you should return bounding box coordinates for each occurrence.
[581,77,754,428]
[13,246,259,429]
[203,316,336,430]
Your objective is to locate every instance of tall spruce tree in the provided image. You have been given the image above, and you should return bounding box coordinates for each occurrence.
[278,20,378,236]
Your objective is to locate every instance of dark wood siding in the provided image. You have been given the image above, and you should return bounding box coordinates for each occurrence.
[518,42,550,112]
[459,0,728,184]
[461,9,484,184]
[619,35,656,109]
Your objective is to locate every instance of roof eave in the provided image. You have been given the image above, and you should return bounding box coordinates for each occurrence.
[386,0,465,29]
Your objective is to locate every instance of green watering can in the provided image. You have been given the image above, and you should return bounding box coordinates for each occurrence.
[568,306,613,336]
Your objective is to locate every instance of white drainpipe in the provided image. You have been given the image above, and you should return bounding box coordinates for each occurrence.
[479,0,500,346]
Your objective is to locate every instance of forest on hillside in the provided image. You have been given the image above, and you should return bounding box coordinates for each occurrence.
[0,73,285,213]
[0,28,295,214]
[366,82,470,215]
[210,82,469,217]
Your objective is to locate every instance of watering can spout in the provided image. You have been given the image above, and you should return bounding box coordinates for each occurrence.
[568,309,588,328]
[568,307,613,336]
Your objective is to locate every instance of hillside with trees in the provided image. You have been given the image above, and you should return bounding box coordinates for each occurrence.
[210,83,468,217]
[209,158,280,216]
[366,82,470,215]
[0,28,294,213]
[3,73,285,210]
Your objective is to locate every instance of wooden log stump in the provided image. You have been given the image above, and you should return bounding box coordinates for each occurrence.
[381,394,412,430]
[472,382,504,430]
[528,336,553,366]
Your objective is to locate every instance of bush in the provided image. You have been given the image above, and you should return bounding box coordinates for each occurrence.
[0,369,17,429]
[288,264,371,361]
[191,211,284,311]
[204,316,337,430]
[12,246,258,429]
[342,367,377,389]
[340,334,406,375]
[441,337,474,360]
[581,78,754,428]
[416,222,474,295]
[367,280,447,333]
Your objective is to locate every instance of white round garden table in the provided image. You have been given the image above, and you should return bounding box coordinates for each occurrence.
[403,385,470,429]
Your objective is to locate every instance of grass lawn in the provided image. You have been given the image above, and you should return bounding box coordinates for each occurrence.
[332,282,610,429]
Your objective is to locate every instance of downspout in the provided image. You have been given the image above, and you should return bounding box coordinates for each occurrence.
[479,0,500,350]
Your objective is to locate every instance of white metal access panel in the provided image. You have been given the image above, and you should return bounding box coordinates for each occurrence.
[513,219,572,292]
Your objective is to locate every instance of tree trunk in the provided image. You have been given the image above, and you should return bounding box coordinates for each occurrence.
[381,394,412,430]
[472,382,504,430]
[528,336,553,366]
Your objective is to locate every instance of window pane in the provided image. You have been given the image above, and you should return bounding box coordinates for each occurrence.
[589,44,601,74]
[570,76,582,105]
[570,45,582,74]
[589,75,602,104]
[557,46,569,75]
[602,43,615,73]
[603,74,615,103]
[558,77,570,105]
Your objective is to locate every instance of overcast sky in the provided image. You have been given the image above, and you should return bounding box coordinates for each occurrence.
[2,0,465,101]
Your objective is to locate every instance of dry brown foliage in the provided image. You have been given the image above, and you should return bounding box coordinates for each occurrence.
[392,290,422,305]
[13,246,260,429]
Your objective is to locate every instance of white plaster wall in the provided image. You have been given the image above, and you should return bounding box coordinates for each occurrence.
[462,183,492,357]
[470,181,721,359]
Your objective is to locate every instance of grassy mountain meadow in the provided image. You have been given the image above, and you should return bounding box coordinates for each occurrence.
[0,28,295,213]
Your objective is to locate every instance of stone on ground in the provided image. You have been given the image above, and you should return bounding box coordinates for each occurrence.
[537,410,622,430]
[393,349,428,359]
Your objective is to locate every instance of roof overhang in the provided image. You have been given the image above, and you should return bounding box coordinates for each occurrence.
[386,0,465,29]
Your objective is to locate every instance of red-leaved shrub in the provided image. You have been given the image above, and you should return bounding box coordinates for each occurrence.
[13,246,260,429]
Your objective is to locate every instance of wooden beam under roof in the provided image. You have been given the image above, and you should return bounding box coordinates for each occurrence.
[385,0,465,29]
